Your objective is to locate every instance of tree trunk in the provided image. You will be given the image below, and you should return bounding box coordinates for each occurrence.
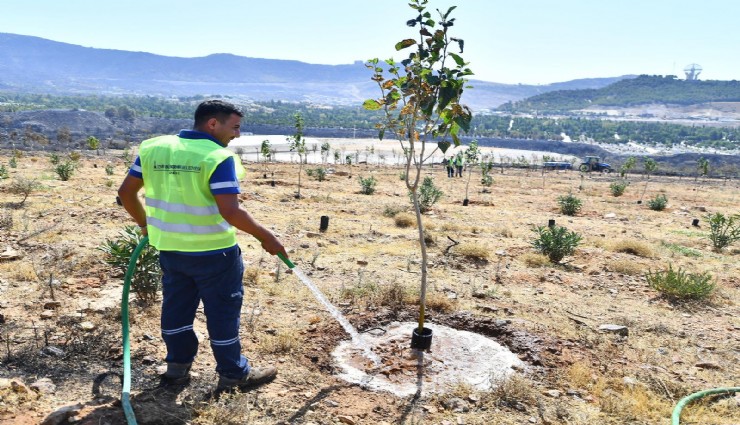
[411,188,428,332]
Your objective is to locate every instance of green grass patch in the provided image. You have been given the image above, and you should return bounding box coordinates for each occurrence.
[660,241,702,257]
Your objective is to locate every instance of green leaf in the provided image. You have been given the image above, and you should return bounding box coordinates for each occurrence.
[437,141,451,153]
[395,39,417,51]
[363,99,382,111]
[442,6,457,19]
[449,52,466,67]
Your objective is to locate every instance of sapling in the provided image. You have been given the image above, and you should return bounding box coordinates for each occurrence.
[364,0,472,334]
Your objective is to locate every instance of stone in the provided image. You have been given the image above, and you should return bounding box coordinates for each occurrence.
[306,232,321,238]
[0,248,22,260]
[694,362,720,370]
[43,301,62,310]
[337,415,356,425]
[604,213,617,219]
[599,324,628,336]
[42,346,65,357]
[40,403,83,425]
[30,377,56,394]
[40,310,55,319]
[356,260,368,266]
[442,397,469,411]
[324,399,339,408]
[79,321,96,331]
[544,389,561,398]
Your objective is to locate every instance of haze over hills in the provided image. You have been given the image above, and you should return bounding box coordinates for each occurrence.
[0,33,632,111]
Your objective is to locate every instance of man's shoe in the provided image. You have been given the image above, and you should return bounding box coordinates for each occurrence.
[217,366,277,391]
[162,362,192,385]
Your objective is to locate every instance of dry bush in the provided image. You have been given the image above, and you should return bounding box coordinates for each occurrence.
[257,330,298,354]
[394,212,415,228]
[455,243,490,261]
[519,252,550,268]
[377,280,409,313]
[424,291,456,313]
[493,225,514,238]
[607,259,644,275]
[440,222,462,232]
[481,374,538,410]
[243,266,261,286]
[193,391,252,425]
[609,239,655,258]
[423,229,436,246]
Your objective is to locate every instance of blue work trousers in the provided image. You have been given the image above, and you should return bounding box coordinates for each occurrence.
[159,246,250,379]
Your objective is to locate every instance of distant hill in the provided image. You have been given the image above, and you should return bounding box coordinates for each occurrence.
[501,75,740,113]
[0,33,630,111]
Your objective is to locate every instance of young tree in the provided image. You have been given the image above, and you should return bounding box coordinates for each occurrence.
[87,136,100,155]
[320,141,331,164]
[696,157,709,182]
[620,156,636,178]
[640,157,658,203]
[463,140,480,203]
[364,0,473,335]
[287,113,307,199]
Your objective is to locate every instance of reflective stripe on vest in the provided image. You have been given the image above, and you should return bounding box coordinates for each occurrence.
[140,135,245,252]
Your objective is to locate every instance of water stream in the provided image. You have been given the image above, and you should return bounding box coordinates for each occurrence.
[291,267,382,366]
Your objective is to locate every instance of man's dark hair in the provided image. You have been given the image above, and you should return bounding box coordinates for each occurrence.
[193,100,244,128]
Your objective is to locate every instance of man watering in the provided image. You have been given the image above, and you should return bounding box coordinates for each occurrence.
[118,99,286,391]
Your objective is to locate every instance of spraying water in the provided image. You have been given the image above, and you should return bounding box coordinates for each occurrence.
[291,267,382,366]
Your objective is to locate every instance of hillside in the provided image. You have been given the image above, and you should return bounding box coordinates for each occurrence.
[0,33,629,110]
[0,151,738,424]
[502,75,740,114]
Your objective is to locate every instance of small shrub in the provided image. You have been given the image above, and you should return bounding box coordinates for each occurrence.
[8,157,17,168]
[383,204,406,218]
[610,239,654,258]
[0,208,12,230]
[99,226,161,304]
[481,174,493,187]
[257,330,299,354]
[424,291,456,313]
[557,193,582,216]
[104,163,115,176]
[55,162,75,181]
[455,243,490,261]
[8,178,39,208]
[423,229,436,246]
[49,153,61,165]
[305,167,326,181]
[105,179,114,188]
[532,225,582,263]
[413,176,443,213]
[399,171,406,180]
[359,176,377,195]
[646,264,715,301]
[609,181,628,197]
[68,151,81,162]
[378,280,408,313]
[706,212,740,250]
[394,212,415,228]
[647,194,667,211]
[0,164,8,179]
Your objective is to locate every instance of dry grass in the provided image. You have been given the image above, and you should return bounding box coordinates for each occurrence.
[243,266,261,286]
[256,329,299,354]
[519,252,550,268]
[394,212,415,228]
[607,259,645,275]
[455,242,490,261]
[609,239,655,257]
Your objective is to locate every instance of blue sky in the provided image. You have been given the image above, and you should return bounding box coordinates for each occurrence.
[1,0,737,84]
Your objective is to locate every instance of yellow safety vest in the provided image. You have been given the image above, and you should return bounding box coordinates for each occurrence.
[139,135,245,252]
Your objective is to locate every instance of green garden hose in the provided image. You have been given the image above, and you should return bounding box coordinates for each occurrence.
[277,252,294,269]
[671,387,739,425]
[121,236,149,425]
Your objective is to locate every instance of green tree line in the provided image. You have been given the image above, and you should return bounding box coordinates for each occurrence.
[1,91,737,150]
[500,75,740,113]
